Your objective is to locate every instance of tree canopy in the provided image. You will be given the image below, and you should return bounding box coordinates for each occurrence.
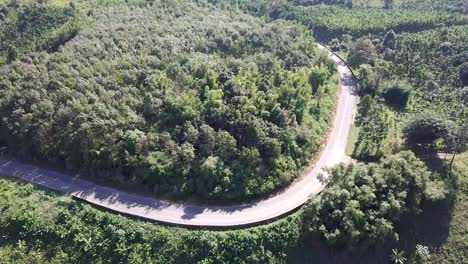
[0,3,338,202]
[403,113,457,151]
[303,151,447,248]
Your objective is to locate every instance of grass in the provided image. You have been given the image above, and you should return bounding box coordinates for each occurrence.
[345,124,360,156]
[427,154,468,264]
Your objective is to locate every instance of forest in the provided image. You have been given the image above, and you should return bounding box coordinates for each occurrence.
[272,3,467,41]
[0,2,339,202]
[0,0,467,263]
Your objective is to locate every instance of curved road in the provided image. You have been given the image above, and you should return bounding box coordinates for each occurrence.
[0,46,357,227]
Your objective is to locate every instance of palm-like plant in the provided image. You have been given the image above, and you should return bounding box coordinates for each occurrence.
[416,244,431,262]
[391,249,407,264]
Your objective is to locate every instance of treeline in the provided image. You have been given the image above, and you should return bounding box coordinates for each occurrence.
[389,26,468,132]
[393,26,468,104]
[0,1,81,65]
[272,4,467,41]
[0,178,302,263]
[0,4,338,202]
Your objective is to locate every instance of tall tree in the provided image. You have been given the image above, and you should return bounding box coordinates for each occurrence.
[403,113,456,151]
[347,37,378,67]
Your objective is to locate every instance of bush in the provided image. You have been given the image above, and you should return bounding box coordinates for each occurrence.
[357,64,382,95]
[353,101,397,161]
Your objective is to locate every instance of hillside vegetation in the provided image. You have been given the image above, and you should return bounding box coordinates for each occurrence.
[0,177,302,263]
[0,3,338,202]
[0,151,451,263]
[0,2,80,64]
[0,0,466,263]
[273,4,467,41]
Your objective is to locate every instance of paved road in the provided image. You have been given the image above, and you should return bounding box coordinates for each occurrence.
[0,46,357,227]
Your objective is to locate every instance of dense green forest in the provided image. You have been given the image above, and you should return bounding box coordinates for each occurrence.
[0,0,467,263]
[0,1,81,64]
[344,25,468,161]
[0,178,302,263]
[272,3,467,41]
[0,2,339,202]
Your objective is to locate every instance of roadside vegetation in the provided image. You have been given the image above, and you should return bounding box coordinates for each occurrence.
[0,0,466,263]
[292,0,467,261]
[0,150,455,263]
[0,177,303,263]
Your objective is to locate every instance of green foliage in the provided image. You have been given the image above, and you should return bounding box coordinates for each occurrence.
[0,178,301,263]
[426,154,468,264]
[347,36,378,67]
[357,64,382,94]
[0,0,466,262]
[206,0,285,17]
[459,62,468,86]
[288,0,353,8]
[0,4,338,202]
[383,29,397,49]
[452,123,468,154]
[0,3,81,64]
[355,94,373,124]
[392,26,468,91]
[5,44,17,63]
[390,249,407,264]
[384,0,394,9]
[329,35,352,52]
[344,24,467,162]
[272,4,467,41]
[303,151,447,248]
[385,26,468,122]
[402,113,457,151]
[353,98,398,161]
[0,241,68,264]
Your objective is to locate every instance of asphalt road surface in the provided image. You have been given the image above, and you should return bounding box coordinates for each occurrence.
[0,45,357,227]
